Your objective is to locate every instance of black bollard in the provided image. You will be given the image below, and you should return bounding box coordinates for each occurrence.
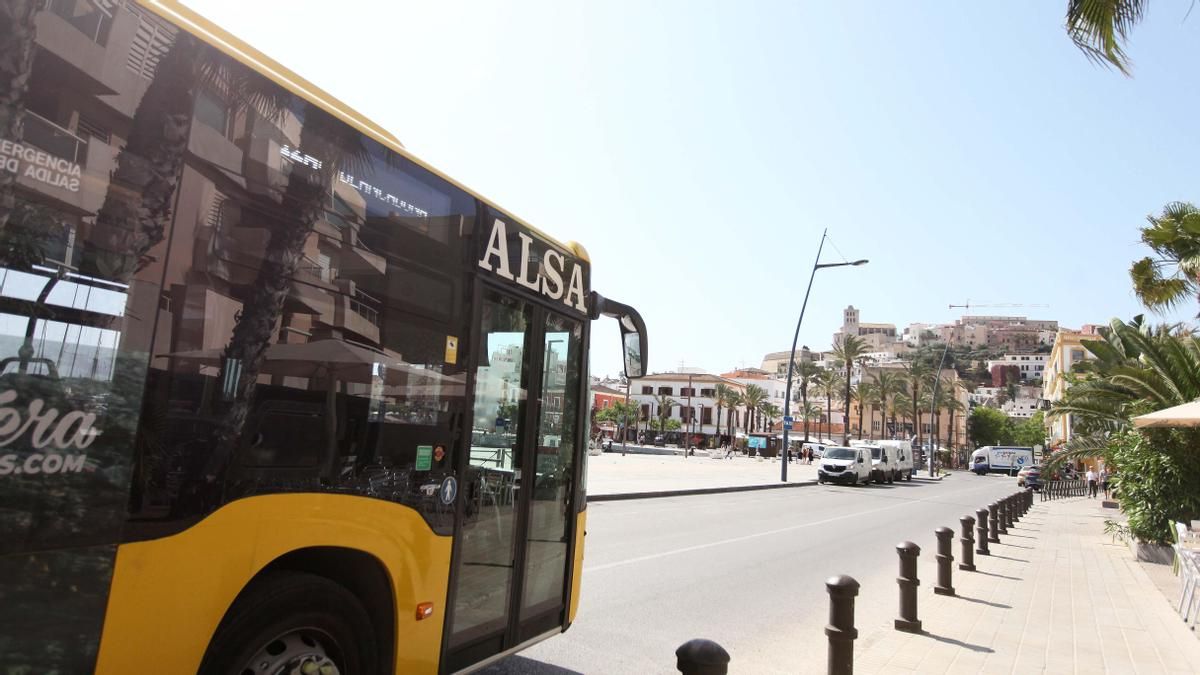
[934,527,955,596]
[959,515,976,571]
[989,502,1003,540]
[676,639,730,675]
[1010,494,1021,523]
[976,508,990,555]
[1002,498,1013,532]
[825,575,859,675]
[895,542,922,632]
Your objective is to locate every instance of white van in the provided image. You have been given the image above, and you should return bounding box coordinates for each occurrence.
[818,445,873,486]
[853,442,899,484]
[878,439,914,481]
[802,442,825,460]
[971,446,1034,475]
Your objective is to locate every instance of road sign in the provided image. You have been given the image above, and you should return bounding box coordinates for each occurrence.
[783,422,793,430]
[783,415,794,424]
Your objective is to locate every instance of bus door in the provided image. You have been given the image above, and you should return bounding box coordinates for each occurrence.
[445,288,582,670]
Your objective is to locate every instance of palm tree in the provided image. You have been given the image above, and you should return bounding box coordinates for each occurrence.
[832,334,868,445]
[874,371,905,440]
[652,394,679,436]
[813,369,835,441]
[206,101,373,480]
[794,360,821,442]
[902,359,931,449]
[761,402,781,432]
[855,381,876,440]
[1129,202,1200,312]
[84,32,291,282]
[1066,0,1147,76]
[800,401,823,433]
[892,392,913,438]
[726,390,743,442]
[741,384,767,432]
[714,383,733,445]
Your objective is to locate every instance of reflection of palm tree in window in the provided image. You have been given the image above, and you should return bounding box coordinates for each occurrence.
[0,1,40,232]
[206,102,372,484]
[79,33,290,282]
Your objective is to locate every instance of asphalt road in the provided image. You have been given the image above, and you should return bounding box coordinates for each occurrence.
[479,472,1023,674]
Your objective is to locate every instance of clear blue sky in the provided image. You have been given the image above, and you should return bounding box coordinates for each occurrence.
[188,0,1199,377]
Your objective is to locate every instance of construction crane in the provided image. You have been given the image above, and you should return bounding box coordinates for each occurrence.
[948,301,1049,312]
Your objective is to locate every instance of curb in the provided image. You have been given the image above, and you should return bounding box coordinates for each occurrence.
[589,479,819,502]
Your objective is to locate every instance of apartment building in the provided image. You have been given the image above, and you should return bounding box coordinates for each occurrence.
[986,353,1047,383]
[1042,328,1099,447]
[627,372,745,442]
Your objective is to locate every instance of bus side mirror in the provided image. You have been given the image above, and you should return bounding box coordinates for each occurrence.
[588,292,648,379]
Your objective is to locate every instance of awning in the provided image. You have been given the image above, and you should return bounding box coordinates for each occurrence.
[1133,400,1200,428]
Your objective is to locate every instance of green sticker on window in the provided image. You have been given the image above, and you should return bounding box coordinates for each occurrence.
[416,445,433,471]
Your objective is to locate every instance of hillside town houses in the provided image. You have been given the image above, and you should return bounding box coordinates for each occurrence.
[590,306,1102,457]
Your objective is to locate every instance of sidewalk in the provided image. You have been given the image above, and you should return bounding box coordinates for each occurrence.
[586,451,818,498]
[853,495,1200,674]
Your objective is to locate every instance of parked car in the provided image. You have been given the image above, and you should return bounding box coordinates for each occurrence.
[653,435,666,447]
[817,446,873,486]
[1017,466,1041,490]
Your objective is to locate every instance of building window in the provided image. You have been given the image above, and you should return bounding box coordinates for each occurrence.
[700,388,715,397]
[702,407,713,424]
[640,404,650,419]
[657,386,673,395]
[680,387,695,397]
[194,89,230,136]
[680,407,690,423]
[641,386,653,395]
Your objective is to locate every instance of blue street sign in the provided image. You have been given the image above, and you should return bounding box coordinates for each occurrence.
[783,422,793,430]
[783,415,794,423]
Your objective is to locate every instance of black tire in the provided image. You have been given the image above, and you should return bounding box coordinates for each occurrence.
[199,572,378,675]
[887,472,894,484]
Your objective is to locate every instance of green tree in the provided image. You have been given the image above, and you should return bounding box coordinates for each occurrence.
[1129,202,1200,311]
[874,371,905,439]
[832,334,868,444]
[1011,411,1048,448]
[968,407,1012,448]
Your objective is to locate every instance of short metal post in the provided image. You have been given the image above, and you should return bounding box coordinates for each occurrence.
[975,508,990,555]
[895,542,922,632]
[989,502,1004,539]
[959,515,976,571]
[1002,497,1013,531]
[1009,495,1020,523]
[934,527,955,595]
[676,639,730,675]
[825,575,859,675]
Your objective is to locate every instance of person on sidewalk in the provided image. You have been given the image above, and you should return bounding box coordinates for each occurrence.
[1086,467,1098,498]
[724,444,735,460]
[1101,467,1111,499]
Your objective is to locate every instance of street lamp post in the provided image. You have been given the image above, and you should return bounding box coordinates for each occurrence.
[781,229,868,482]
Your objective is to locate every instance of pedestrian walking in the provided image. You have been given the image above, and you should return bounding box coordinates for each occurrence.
[1086,467,1098,498]
[724,444,734,460]
[1101,468,1111,499]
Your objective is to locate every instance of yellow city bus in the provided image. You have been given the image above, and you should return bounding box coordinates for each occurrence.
[0,2,647,673]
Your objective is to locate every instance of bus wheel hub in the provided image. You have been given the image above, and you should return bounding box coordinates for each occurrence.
[244,631,340,675]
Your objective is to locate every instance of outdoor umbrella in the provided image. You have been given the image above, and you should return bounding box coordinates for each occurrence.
[1132,400,1200,428]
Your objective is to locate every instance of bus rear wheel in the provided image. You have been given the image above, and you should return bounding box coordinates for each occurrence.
[199,572,378,675]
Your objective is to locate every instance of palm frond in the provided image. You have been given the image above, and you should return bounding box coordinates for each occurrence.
[1065,0,1148,75]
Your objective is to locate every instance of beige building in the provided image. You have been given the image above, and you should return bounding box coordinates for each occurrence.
[1042,328,1100,448]
[834,305,899,351]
